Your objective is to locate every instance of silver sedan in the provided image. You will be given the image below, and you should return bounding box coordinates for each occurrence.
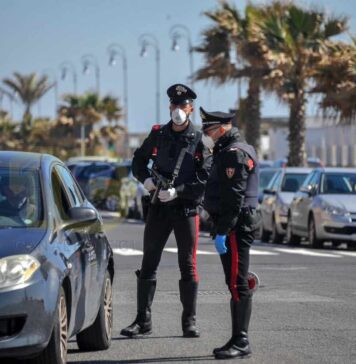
[287,168,356,249]
[260,168,311,243]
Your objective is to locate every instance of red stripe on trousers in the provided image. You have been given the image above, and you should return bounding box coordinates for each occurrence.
[193,215,199,282]
[229,231,240,301]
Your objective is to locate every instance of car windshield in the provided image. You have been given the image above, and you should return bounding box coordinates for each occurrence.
[281,173,308,192]
[0,168,44,228]
[259,170,277,191]
[320,173,356,194]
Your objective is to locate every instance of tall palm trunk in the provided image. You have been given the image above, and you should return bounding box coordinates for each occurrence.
[287,88,307,166]
[244,77,261,153]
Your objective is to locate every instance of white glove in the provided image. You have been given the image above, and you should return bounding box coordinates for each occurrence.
[158,188,177,202]
[143,177,156,192]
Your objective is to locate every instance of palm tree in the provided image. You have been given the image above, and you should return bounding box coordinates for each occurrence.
[101,95,124,125]
[313,39,356,123]
[257,3,348,166]
[195,2,271,151]
[2,72,53,126]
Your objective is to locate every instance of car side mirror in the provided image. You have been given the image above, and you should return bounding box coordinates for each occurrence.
[263,189,276,195]
[62,206,98,230]
[300,185,315,196]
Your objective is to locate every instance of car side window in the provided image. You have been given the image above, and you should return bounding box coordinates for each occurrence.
[55,165,83,207]
[51,170,72,220]
[266,171,281,190]
[271,172,283,191]
[301,172,315,189]
[309,172,319,190]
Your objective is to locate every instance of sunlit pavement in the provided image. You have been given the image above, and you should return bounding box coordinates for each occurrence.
[8,215,356,364]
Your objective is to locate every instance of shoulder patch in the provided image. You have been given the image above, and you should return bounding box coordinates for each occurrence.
[152,124,161,131]
[247,158,254,171]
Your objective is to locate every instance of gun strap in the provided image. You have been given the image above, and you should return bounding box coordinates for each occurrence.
[172,146,188,180]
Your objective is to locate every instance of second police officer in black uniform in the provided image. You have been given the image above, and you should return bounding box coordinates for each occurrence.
[120,84,211,338]
[200,107,260,360]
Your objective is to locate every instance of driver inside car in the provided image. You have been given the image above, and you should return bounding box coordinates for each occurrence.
[0,174,36,225]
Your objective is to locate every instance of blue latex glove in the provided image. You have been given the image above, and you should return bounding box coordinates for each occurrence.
[215,234,227,255]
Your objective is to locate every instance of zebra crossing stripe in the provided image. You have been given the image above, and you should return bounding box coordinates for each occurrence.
[113,248,143,256]
[273,248,341,258]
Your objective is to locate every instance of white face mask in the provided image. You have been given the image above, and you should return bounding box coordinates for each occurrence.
[171,108,188,126]
[202,134,215,149]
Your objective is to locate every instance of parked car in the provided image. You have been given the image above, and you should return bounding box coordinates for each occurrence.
[259,160,274,169]
[258,167,280,204]
[0,151,114,364]
[68,160,139,215]
[287,167,356,249]
[273,157,323,168]
[260,167,311,243]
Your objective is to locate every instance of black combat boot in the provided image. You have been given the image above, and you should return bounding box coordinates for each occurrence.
[120,275,157,337]
[214,296,252,359]
[179,280,200,338]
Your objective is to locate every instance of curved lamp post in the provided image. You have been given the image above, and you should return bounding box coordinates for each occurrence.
[107,43,128,129]
[169,24,195,88]
[138,33,160,122]
[59,61,78,94]
[81,54,100,94]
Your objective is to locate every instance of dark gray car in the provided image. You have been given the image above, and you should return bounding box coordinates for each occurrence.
[0,151,114,364]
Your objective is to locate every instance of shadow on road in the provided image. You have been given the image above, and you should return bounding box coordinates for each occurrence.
[68,355,214,363]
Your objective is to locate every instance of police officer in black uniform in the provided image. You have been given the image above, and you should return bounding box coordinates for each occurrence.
[120,84,211,338]
[200,107,259,360]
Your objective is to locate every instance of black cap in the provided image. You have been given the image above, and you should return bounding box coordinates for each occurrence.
[200,107,234,130]
[167,84,197,105]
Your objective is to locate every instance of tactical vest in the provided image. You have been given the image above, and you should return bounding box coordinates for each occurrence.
[204,141,259,215]
[152,124,202,195]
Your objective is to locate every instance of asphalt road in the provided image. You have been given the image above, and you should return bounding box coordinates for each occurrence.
[64,215,356,364]
[8,214,356,364]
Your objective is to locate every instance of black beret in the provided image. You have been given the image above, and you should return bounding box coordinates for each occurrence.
[167,83,197,105]
[200,107,234,130]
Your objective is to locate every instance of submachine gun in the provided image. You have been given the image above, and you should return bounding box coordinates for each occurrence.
[149,144,188,205]
[150,168,176,205]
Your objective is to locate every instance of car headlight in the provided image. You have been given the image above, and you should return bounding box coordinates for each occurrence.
[321,202,349,217]
[0,255,40,289]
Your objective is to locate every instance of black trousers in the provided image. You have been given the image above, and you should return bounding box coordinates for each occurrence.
[140,205,200,282]
[220,226,254,301]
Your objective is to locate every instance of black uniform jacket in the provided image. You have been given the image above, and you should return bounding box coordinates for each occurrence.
[204,128,257,235]
[132,120,212,207]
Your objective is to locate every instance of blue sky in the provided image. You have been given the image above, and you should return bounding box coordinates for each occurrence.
[0,0,355,132]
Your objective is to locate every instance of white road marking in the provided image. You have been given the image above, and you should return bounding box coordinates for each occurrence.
[274,248,342,258]
[250,249,279,256]
[113,248,143,256]
[332,251,356,257]
[164,247,216,255]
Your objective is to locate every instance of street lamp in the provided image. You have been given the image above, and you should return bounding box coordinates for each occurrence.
[59,61,78,94]
[81,54,100,94]
[169,25,195,90]
[42,68,58,117]
[107,43,128,129]
[138,33,160,122]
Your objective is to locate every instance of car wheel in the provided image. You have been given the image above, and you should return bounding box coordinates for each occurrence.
[309,216,323,249]
[30,287,68,364]
[271,217,284,244]
[105,195,120,212]
[286,217,301,245]
[76,271,113,351]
